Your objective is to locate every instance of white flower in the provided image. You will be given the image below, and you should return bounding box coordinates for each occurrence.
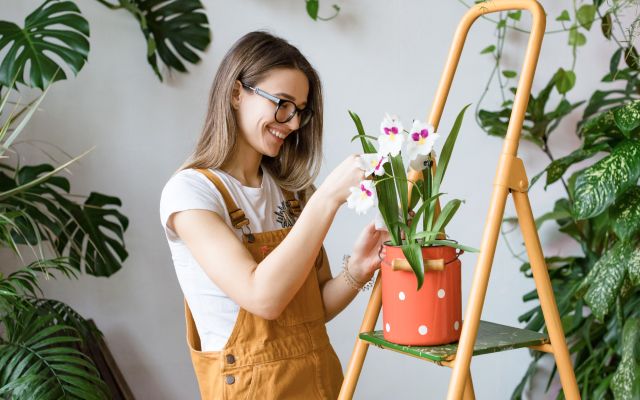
[347,180,378,215]
[355,153,388,177]
[378,112,405,156]
[406,120,439,162]
[408,149,437,173]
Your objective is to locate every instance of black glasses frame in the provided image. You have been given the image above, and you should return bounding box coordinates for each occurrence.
[240,82,314,127]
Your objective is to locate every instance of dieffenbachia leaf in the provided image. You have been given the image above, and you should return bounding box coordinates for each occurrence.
[584,242,633,321]
[576,246,614,298]
[529,142,608,190]
[573,140,640,220]
[610,318,640,400]
[614,100,640,138]
[401,242,424,291]
[581,100,640,139]
[610,186,640,242]
[0,0,89,89]
[628,248,640,286]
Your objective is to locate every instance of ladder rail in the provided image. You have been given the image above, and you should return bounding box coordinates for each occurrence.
[339,1,581,399]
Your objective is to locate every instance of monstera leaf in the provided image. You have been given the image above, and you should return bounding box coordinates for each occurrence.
[135,0,210,81]
[573,140,640,220]
[0,164,128,277]
[0,0,89,89]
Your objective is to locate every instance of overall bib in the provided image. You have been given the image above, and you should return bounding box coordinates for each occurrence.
[184,169,344,399]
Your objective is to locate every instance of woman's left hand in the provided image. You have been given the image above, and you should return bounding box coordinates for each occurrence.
[349,211,415,283]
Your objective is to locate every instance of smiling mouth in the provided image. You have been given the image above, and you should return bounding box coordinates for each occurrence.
[268,127,288,139]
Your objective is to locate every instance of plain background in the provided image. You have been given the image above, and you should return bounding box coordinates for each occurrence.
[1,0,627,398]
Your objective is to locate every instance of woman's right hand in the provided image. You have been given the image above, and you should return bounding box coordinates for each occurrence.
[317,154,366,208]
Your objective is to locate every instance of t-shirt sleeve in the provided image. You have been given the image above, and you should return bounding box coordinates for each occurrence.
[159,169,226,243]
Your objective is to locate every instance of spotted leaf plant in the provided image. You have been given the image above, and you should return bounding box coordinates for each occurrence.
[347,105,479,290]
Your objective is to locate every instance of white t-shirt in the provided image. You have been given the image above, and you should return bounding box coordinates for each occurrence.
[159,167,297,351]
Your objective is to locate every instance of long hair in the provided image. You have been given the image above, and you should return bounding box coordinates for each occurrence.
[176,31,323,192]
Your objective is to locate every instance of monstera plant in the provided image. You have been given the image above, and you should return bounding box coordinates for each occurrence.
[465,0,640,398]
[0,0,211,88]
[0,70,129,397]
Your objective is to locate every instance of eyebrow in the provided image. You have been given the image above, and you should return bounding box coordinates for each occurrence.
[274,92,307,107]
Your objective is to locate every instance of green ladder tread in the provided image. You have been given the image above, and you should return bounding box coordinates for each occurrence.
[359,320,550,362]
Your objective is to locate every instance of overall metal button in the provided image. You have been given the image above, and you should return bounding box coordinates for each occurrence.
[225,375,235,385]
[226,355,236,364]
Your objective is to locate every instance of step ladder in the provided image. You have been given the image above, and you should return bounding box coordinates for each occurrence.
[337,1,581,399]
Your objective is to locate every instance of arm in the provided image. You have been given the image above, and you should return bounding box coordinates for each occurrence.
[169,155,365,320]
[317,219,390,323]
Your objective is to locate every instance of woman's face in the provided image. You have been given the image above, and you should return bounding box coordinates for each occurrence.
[232,68,310,158]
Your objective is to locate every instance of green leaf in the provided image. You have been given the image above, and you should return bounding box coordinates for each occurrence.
[508,10,521,21]
[0,0,90,89]
[625,46,640,71]
[569,27,587,46]
[556,10,571,21]
[409,180,423,211]
[420,239,479,253]
[410,193,445,239]
[577,5,596,30]
[530,143,608,190]
[135,0,211,81]
[401,242,424,291]
[429,199,465,241]
[554,68,576,94]
[350,134,378,142]
[602,12,613,39]
[349,110,400,245]
[480,45,495,54]
[584,242,633,321]
[576,242,619,298]
[573,140,640,220]
[610,186,640,242]
[610,318,640,400]
[306,0,319,20]
[391,154,409,225]
[611,48,623,76]
[534,211,572,230]
[613,100,640,137]
[627,247,640,285]
[502,70,517,78]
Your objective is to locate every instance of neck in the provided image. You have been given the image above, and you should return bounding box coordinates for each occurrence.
[221,135,264,188]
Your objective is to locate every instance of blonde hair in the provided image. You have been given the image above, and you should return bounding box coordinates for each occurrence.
[176,31,323,193]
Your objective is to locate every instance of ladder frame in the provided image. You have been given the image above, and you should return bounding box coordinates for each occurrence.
[338,1,581,399]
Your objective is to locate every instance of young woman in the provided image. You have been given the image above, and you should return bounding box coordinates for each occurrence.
[160,31,389,399]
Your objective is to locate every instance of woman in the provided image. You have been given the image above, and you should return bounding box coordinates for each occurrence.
[160,31,388,399]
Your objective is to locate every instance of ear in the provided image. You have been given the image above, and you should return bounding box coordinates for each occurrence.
[230,80,243,108]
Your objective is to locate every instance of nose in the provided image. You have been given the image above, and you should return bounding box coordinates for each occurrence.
[285,112,301,131]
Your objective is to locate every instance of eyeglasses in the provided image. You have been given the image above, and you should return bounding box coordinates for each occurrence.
[240,82,314,128]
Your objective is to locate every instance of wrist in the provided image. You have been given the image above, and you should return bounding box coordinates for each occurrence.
[315,183,343,211]
[347,256,374,283]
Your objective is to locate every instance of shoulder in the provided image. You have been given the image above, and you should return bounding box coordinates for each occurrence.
[160,169,227,215]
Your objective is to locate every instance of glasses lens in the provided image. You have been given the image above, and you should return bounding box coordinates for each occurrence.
[299,110,313,128]
[276,101,296,123]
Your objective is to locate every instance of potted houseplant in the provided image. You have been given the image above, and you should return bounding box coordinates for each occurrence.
[347,105,479,346]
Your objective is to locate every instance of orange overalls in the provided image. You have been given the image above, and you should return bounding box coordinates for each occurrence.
[184,169,344,399]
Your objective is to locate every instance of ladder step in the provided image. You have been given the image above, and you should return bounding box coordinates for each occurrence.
[359,320,550,362]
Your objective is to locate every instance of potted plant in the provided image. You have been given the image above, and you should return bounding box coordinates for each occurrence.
[346,105,479,346]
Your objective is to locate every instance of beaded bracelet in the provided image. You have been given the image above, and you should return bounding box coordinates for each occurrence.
[342,255,375,292]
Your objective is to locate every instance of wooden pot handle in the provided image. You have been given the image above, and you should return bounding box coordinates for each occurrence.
[391,259,445,272]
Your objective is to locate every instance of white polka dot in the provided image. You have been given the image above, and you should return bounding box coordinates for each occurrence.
[386,323,390,332]
[438,289,445,298]
[399,292,405,300]
[455,321,459,330]
[418,325,428,335]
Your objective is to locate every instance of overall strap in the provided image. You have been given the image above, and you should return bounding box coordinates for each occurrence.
[281,189,302,216]
[195,169,249,229]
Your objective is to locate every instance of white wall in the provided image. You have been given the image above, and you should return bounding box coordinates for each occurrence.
[1,0,623,398]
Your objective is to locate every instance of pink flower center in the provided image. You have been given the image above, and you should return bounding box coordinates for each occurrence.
[384,126,399,136]
[411,128,430,143]
[360,184,372,198]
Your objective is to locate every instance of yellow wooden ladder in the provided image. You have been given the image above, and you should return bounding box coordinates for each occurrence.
[338,1,581,399]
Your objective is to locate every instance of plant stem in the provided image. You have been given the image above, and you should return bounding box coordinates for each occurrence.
[94,0,121,9]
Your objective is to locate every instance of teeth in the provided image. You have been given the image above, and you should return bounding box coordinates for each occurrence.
[268,128,286,139]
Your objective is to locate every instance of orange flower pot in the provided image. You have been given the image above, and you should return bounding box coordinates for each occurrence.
[381,242,462,346]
